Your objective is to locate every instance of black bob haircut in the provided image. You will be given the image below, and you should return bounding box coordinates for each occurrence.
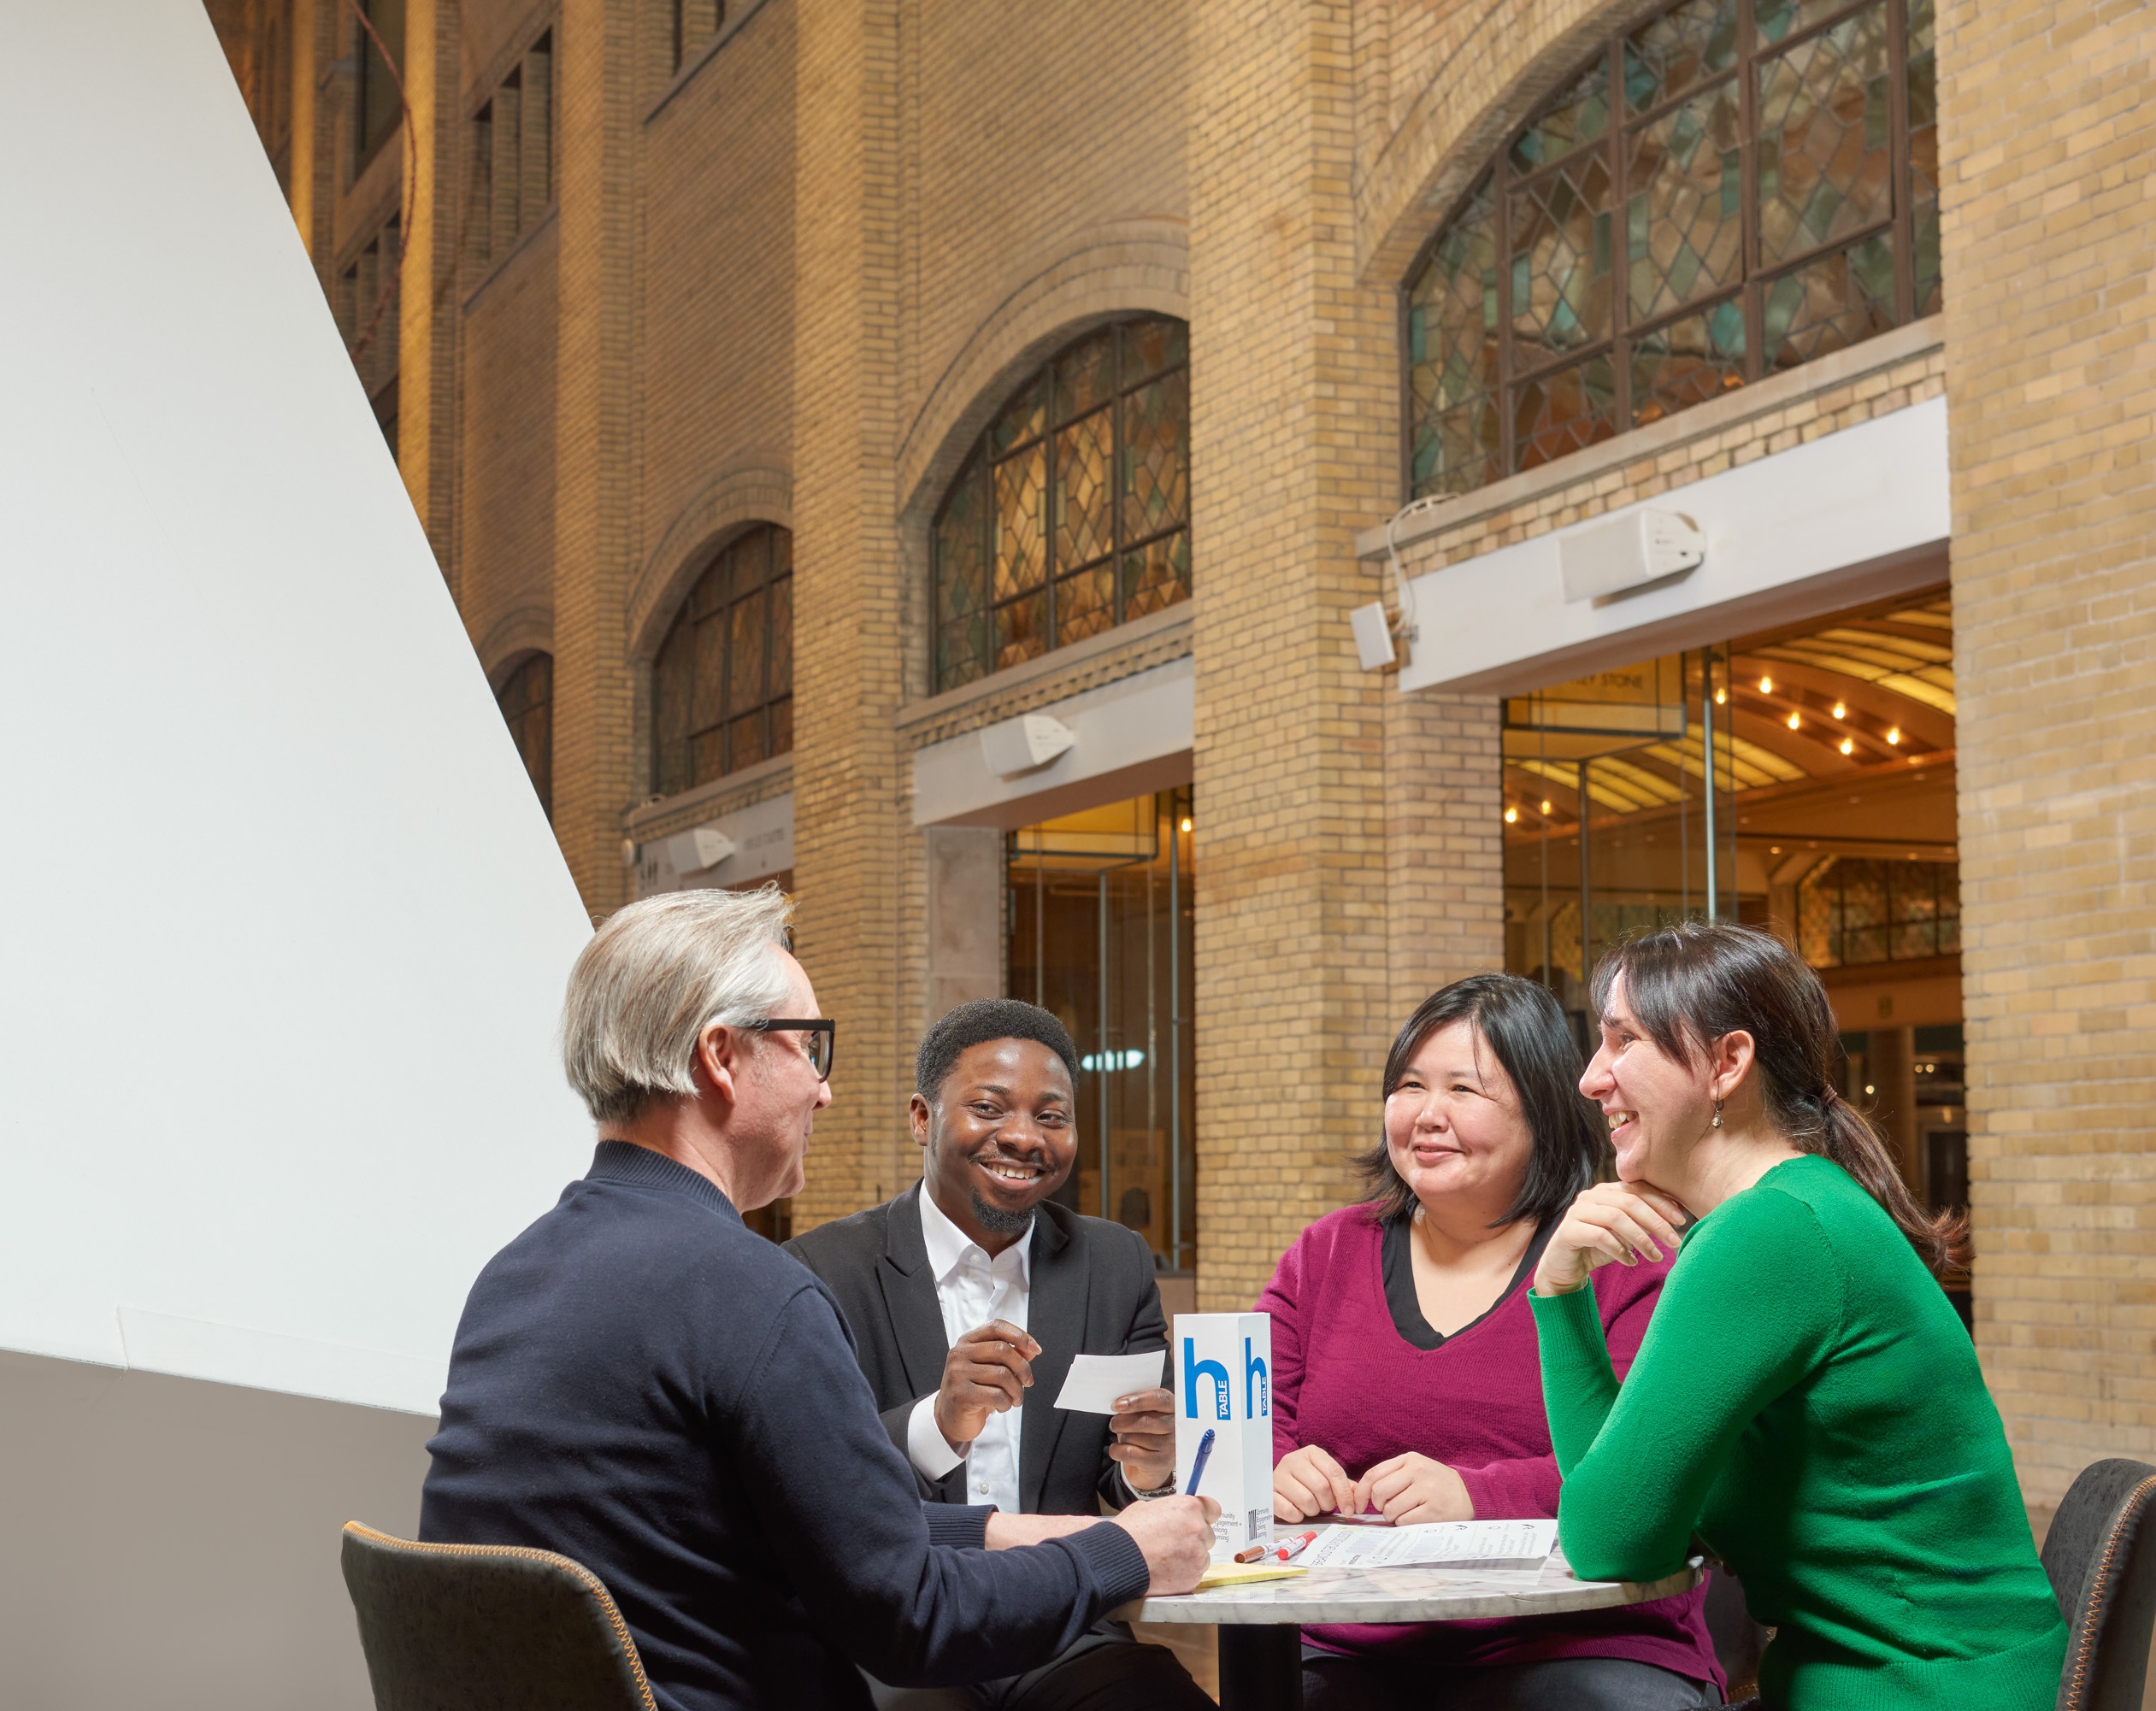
[1354,973,1605,1229]
[915,998,1081,1102]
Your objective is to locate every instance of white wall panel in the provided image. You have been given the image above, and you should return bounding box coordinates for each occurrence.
[0,0,593,1416]
[1393,397,1952,697]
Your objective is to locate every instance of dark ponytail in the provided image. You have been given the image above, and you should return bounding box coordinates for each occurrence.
[1592,920,1971,1276]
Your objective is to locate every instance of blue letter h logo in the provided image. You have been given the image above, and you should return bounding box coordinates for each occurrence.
[1183,1338,1230,1420]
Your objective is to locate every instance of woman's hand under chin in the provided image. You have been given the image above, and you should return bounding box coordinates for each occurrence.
[1531,1180,1692,1296]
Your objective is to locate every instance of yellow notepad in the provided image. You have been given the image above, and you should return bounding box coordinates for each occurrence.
[1193,1561,1309,1591]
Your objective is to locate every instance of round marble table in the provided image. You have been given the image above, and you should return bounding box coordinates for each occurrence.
[1114,1551,1703,1711]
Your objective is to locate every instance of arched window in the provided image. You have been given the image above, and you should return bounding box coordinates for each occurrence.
[1406,0,1938,498]
[497,653,552,820]
[651,524,794,797]
[933,315,1190,693]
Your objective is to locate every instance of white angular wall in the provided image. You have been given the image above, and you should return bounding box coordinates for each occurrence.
[0,3,597,1702]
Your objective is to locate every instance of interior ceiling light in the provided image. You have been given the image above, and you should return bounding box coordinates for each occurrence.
[1787,710,1801,729]
[1758,675,1774,693]
[1833,702,1847,719]
[1540,798,1553,814]
[1839,737,1855,756]
[1179,816,1193,832]
[1714,687,1727,705]
[1886,727,1900,745]
[1505,805,1519,823]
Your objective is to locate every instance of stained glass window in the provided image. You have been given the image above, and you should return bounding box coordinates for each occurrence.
[497,653,552,820]
[933,316,1190,692]
[1797,856,1960,967]
[1406,0,1940,497]
[651,524,794,797]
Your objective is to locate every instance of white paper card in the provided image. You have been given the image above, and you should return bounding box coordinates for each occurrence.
[1299,1519,1558,1570]
[1052,1349,1167,1413]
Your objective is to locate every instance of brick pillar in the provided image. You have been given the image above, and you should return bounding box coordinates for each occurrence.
[1187,0,1403,1309]
[789,0,915,1228]
[1384,691,1505,1026]
[549,0,639,914]
[396,0,458,580]
[1939,0,2156,1502]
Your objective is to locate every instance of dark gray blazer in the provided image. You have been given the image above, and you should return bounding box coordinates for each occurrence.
[786,1182,1169,1517]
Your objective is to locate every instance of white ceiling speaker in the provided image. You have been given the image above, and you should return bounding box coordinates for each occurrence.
[1558,508,1705,603]
[663,825,737,873]
[979,712,1076,777]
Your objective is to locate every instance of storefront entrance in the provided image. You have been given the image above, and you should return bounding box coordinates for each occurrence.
[1503,586,1967,1317]
[1008,789,1195,1276]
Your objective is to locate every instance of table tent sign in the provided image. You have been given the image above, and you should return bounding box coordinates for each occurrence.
[1175,1312,1276,1560]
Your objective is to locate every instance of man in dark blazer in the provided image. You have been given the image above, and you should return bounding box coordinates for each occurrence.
[788,999,1211,1711]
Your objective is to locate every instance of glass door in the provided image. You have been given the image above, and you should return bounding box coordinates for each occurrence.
[1008,789,1195,1272]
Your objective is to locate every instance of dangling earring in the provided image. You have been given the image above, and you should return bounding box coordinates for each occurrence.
[1711,1099,1724,1130]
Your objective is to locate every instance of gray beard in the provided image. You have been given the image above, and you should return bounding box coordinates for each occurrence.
[969,1188,1034,1238]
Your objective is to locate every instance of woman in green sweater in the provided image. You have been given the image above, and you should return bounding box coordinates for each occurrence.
[1529,922,2066,1709]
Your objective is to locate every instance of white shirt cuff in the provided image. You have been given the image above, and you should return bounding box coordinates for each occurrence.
[906,1394,967,1482]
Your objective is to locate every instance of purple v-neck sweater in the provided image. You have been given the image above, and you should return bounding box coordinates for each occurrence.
[1258,1204,1719,1683]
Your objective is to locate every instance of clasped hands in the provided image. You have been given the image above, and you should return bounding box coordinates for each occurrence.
[1273,1443,1472,1526]
[934,1320,1177,1495]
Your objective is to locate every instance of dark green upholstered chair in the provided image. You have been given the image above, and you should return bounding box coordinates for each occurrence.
[2043,1459,2156,1711]
[340,1520,657,1711]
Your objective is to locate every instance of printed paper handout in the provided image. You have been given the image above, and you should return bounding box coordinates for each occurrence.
[1297,1518,1558,1570]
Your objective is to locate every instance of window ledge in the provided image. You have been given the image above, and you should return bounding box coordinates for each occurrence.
[1358,316,1946,562]
[645,0,777,125]
[461,204,558,314]
[896,604,1193,744]
[621,751,792,837]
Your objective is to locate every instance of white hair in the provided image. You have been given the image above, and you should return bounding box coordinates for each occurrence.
[561,885,796,1126]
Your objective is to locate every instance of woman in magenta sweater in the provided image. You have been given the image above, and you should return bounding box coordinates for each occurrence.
[1259,973,1721,1710]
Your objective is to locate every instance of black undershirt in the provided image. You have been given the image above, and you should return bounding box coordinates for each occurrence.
[1380,1211,1555,1351]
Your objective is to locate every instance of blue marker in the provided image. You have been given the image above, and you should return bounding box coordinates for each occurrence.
[1185,1427,1216,1499]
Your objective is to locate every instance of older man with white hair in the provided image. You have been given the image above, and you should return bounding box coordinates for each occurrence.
[420,886,1216,1711]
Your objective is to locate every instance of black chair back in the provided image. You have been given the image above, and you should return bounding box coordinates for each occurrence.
[2042,1460,2156,1711]
[340,1520,657,1711]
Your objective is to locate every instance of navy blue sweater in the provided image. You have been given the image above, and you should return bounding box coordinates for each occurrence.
[421,1144,1150,1711]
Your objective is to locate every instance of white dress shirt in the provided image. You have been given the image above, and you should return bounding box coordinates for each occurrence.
[905,1187,1033,1514]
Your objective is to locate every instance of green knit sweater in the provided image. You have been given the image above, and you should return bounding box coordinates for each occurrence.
[1532,1155,2066,1710]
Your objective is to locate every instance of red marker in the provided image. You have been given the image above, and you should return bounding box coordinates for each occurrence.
[1273,1530,1318,1562]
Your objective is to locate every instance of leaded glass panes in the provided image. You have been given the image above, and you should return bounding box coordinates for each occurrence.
[650,523,795,796]
[1763,232,1895,369]
[1509,57,1610,173]
[1628,82,1742,320]
[1515,354,1619,470]
[1406,178,1499,496]
[932,315,1192,691]
[1756,3,1892,266]
[1633,298,1746,424]
[1624,0,1738,112]
[1907,0,1941,316]
[993,444,1048,599]
[1798,856,1960,967]
[1122,368,1189,542]
[1055,409,1114,569]
[1405,0,1939,499]
[1510,151,1615,362]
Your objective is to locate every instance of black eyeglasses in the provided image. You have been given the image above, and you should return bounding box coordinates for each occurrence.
[748,1018,836,1081]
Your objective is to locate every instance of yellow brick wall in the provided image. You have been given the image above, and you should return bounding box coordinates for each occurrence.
[459,226,559,670]
[1187,0,1411,1310]
[215,3,2156,1518]
[1936,0,2156,1505]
